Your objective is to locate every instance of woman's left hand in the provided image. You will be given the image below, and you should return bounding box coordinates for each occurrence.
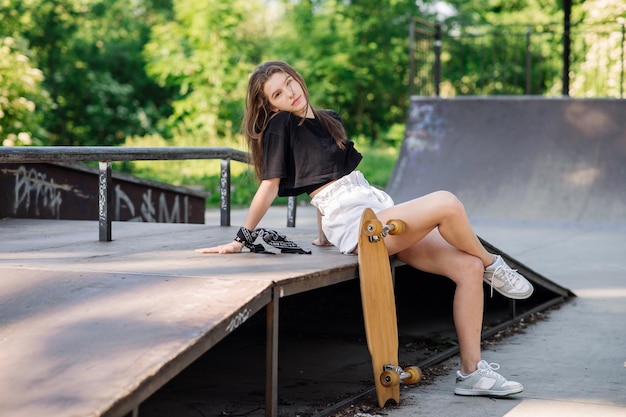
[312,237,333,247]
[196,241,244,254]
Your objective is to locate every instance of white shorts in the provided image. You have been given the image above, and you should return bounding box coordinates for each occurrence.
[310,171,394,254]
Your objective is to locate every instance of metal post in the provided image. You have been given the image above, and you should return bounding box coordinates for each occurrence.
[434,23,442,97]
[220,159,231,227]
[619,24,626,98]
[265,293,279,417]
[287,196,297,227]
[525,25,532,95]
[562,0,571,96]
[409,18,416,96]
[509,299,517,319]
[98,161,112,242]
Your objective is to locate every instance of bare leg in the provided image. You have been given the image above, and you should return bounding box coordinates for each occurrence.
[377,191,495,267]
[395,229,484,374]
[368,191,491,374]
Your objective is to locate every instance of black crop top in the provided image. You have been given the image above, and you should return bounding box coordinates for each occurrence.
[262,111,362,197]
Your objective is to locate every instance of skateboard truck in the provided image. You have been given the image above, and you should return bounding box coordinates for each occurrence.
[380,364,423,387]
[365,219,406,242]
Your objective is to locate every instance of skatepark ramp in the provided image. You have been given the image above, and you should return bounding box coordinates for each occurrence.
[387,97,626,227]
[0,101,585,417]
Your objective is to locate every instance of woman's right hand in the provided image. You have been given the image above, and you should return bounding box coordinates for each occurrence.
[313,208,333,246]
[196,240,245,254]
[196,178,279,255]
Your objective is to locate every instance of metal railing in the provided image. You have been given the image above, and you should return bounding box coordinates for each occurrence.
[1,146,299,241]
[410,18,626,97]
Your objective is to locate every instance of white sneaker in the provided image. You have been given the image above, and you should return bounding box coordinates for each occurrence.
[455,360,524,397]
[483,255,534,299]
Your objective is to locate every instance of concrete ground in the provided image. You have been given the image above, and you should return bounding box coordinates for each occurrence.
[379,220,626,417]
[213,205,626,417]
[4,203,619,417]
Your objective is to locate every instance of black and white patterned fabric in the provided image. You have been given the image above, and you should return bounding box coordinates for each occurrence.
[235,227,311,255]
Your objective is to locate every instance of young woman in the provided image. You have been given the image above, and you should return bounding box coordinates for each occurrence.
[197,61,533,396]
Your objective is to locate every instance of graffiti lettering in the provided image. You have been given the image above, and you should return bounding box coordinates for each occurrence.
[114,185,190,223]
[8,165,192,223]
[140,189,156,222]
[13,166,68,218]
[115,184,138,221]
[98,170,108,223]
[220,167,228,211]
[159,193,189,223]
[225,308,251,333]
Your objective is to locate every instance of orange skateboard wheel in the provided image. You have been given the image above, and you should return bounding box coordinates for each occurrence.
[403,366,422,384]
[380,370,400,387]
[386,219,406,235]
[364,219,383,236]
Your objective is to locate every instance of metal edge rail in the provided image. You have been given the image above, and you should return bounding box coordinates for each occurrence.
[0,146,249,163]
[0,146,299,240]
[312,295,572,417]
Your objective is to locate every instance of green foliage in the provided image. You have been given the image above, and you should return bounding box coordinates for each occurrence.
[439,23,563,96]
[2,0,623,157]
[431,0,567,96]
[441,0,562,25]
[568,0,626,97]
[269,0,418,144]
[355,140,400,190]
[419,0,625,98]
[1,0,174,146]
[143,0,266,145]
[0,36,51,145]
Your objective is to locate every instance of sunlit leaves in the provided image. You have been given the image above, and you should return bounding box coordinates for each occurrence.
[0,36,51,145]
[143,0,266,145]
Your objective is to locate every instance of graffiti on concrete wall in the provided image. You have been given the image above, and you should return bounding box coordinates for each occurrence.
[386,103,447,195]
[12,165,68,219]
[1,164,200,223]
[115,185,189,223]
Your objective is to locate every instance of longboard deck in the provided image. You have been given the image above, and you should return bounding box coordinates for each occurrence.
[357,208,401,407]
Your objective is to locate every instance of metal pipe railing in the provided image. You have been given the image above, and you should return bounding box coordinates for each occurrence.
[1,146,298,241]
[0,146,249,164]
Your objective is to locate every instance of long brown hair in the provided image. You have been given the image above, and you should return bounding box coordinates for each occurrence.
[243,61,347,181]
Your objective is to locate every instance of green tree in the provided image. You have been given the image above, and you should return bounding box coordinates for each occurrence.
[434,0,566,96]
[2,0,174,146]
[143,0,267,146]
[269,0,419,144]
[569,0,626,97]
[0,36,51,145]
[441,0,562,25]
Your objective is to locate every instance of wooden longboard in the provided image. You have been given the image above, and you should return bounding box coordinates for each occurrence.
[357,208,421,408]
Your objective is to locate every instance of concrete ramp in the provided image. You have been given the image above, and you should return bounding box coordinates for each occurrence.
[387,97,626,226]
